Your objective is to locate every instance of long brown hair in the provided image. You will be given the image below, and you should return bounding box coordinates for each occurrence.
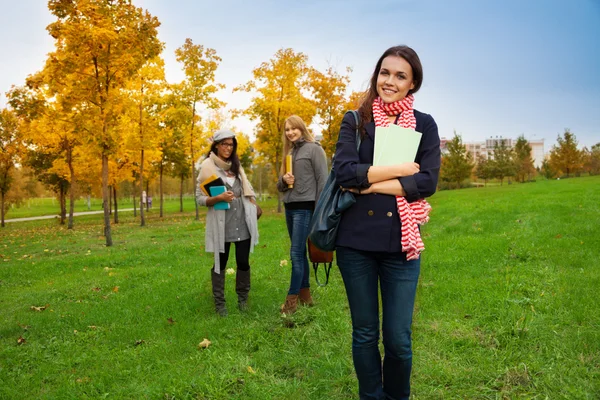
[279,115,314,176]
[356,45,423,137]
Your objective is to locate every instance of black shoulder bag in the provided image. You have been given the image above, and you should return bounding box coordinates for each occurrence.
[307,110,361,285]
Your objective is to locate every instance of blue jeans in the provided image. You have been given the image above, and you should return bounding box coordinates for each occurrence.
[285,208,312,295]
[336,246,421,400]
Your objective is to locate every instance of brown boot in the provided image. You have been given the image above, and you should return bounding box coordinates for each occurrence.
[298,287,314,306]
[280,294,299,315]
[211,268,227,317]
[236,269,251,312]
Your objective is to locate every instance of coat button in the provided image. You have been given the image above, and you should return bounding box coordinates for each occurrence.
[387,212,393,217]
[368,210,374,216]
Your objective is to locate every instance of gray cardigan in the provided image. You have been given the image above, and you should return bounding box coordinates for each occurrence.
[196,158,259,273]
[276,141,328,205]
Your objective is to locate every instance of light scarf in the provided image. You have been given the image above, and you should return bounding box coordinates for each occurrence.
[372,95,431,260]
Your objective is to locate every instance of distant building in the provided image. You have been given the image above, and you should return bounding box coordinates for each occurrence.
[485,136,514,159]
[440,135,545,168]
[529,139,545,169]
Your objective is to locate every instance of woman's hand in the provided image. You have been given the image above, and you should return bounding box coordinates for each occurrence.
[283,173,295,185]
[397,162,420,177]
[218,191,235,203]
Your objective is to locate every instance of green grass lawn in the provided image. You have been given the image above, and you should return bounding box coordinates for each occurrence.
[1,177,599,399]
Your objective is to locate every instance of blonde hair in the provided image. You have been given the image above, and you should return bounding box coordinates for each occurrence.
[280,115,314,175]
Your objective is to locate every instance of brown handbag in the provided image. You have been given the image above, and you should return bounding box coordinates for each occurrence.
[307,238,333,286]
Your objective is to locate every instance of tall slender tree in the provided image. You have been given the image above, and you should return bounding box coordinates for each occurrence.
[490,140,515,185]
[175,38,224,221]
[513,135,535,183]
[42,0,162,245]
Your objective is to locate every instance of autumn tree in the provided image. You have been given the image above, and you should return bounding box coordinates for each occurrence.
[583,143,600,175]
[43,0,163,245]
[513,135,535,183]
[235,48,317,212]
[310,66,352,160]
[175,38,224,221]
[490,140,515,185]
[540,159,555,179]
[548,129,585,178]
[123,57,166,224]
[474,153,493,186]
[161,88,190,212]
[439,132,474,189]
[0,108,24,227]
[7,84,79,227]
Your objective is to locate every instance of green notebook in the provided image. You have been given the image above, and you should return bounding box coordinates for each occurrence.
[373,125,422,166]
[209,186,230,210]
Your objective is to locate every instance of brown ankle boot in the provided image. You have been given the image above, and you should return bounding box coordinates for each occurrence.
[211,268,227,317]
[280,294,299,315]
[298,288,314,306]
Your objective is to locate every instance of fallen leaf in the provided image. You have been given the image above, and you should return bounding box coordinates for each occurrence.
[31,305,48,312]
[112,286,119,293]
[226,268,235,275]
[167,317,175,325]
[17,336,26,345]
[135,339,145,346]
[279,259,288,267]
[555,234,562,239]
[247,366,256,374]
[198,338,211,349]
[92,287,101,292]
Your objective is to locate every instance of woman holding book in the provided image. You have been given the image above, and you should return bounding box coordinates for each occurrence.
[276,115,328,315]
[333,45,441,399]
[196,130,260,317]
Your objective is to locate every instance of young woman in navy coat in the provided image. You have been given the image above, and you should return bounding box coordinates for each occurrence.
[333,45,440,400]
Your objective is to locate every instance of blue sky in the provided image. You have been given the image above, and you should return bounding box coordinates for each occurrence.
[1,0,599,150]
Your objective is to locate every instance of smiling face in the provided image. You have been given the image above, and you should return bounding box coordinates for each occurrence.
[376,55,415,103]
[284,122,303,143]
[216,139,234,161]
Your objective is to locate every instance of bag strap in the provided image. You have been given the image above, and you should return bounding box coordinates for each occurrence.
[349,110,362,151]
[332,110,362,166]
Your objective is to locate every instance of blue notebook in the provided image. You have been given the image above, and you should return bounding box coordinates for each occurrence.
[209,186,230,210]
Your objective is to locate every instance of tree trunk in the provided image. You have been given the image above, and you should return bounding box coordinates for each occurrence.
[108,185,112,215]
[146,181,150,212]
[59,185,67,225]
[67,147,75,230]
[102,153,113,246]
[191,103,199,220]
[133,185,137,217]
[113,186,119,224]
[140,148,145,227]
[87,195,91,210]
[180,173,184,212]
[159,162,164,218]
[1,192,5,228]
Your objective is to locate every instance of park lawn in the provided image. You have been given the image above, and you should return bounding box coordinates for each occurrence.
[1,176,599,399]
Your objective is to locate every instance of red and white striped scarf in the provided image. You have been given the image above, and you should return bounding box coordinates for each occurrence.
[372,95,431,260]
